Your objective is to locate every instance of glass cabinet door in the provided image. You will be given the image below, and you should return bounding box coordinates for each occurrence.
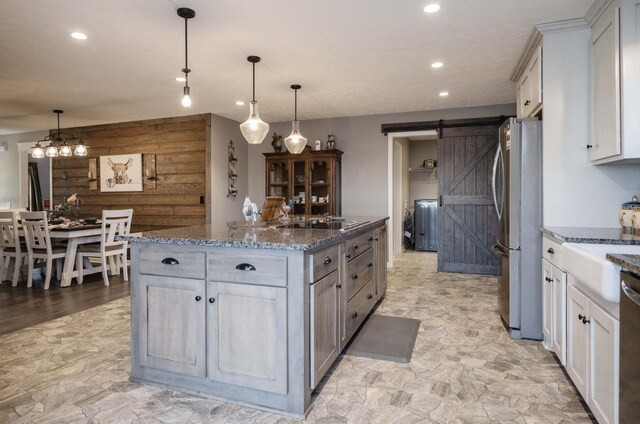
[291,160,307,215]
[309,159,331,216]
[268,161,289,197]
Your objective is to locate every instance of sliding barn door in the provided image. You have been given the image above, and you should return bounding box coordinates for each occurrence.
[437,125,500,275]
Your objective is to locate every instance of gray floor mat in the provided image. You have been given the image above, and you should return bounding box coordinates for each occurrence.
[345,315,421,363]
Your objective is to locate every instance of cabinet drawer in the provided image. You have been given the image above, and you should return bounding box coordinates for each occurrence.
[346,279,376,341]
[138,245,206,280]
[346,248,374,301]
[208,253,287,287]
[309,244,339,283]
[542,236,563,268]
[346,230,375,261]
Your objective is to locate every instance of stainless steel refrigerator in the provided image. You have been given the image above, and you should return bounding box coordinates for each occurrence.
[414,199,437,251]
[491,118,542,340]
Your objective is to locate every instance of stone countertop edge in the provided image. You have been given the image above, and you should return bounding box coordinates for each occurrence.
[606,253,640,276]
[542,226,640,245]
[118,217,389,251]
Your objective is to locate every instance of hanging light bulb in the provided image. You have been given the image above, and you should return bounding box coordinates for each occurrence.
[177,8,195,108]
[284,84,307,154]
[31,142,45,159]
[240,56,269,144]
[74,140,88,156]
[45,144,59,157]
[59,142,73,157]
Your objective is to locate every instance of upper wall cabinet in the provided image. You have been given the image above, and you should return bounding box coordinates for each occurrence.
[589,0,640,164]
[516,46,543,118]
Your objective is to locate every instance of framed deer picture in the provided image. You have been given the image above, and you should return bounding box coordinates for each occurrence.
[100,153,143,192]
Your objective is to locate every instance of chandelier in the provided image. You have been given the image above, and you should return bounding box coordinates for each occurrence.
[31,110,88,158]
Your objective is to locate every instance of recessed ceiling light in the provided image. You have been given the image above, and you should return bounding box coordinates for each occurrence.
[70,32,87,40]
[424,4,441,13]
[431,62,444,68]
[175,76,187,82]
[235,101,245,106]
[439,91,449,97]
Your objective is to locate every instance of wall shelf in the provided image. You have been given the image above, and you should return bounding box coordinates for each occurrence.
[409,167,436,172]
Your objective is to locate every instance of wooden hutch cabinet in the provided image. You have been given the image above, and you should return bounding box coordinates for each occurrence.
[264,148,342,216]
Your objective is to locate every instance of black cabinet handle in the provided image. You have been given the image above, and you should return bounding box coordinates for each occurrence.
[582,317,590,324]
[368,262,373,268]
[336,284,342,289]
[209,297,215,303]
[374,237,379,241]
[235,263,256,271]
[367,294,373,300]
[195,296,202,302]
[323,256,332,265]
[162,257,179,265]
[352,311,358,319]
[545,277,552,282]
[586,144,593,149]
[346,254,351,259]
[578,314,584,321]
[524,100,531,106]
[351,273,358,280]
[352,244,359,251]
[368,236,374,242]
[547,248,554,255]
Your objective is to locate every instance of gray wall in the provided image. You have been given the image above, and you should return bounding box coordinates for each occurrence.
[542,29,640,227]
[409,139,438,204]
[0,130,49,209]
[210,114,248,224]
[248,104,516,216]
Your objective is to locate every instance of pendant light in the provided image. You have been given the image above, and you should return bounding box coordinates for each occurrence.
[284,84,307,154]
[32,110,88,158]
[239,56,269,144]
[177,7,195,108]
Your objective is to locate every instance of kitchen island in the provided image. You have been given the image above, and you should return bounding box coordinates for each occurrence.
[121,216,388,418]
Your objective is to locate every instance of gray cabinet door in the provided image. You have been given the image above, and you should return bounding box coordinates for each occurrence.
[207,281,288,394]
[136,275,206,377]
[375,225,388,299]
[310,270,339,389]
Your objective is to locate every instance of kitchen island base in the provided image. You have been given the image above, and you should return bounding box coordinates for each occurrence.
[126,218,388,418]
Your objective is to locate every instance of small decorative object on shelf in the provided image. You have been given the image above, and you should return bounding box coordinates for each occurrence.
[327,134,335,150]
[423,159,437,168]
[620,195,640,233]
[242,196,258,222]
[227,140,238,198]
[315,140,322,151]
[271,132,284,152]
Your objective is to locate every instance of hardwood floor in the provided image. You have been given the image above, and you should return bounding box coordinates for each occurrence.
[0,271,130,336]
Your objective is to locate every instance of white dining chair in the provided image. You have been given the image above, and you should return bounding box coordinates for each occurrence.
[21,211,66,290]
[0,210,28,286]
[76,209,132,286]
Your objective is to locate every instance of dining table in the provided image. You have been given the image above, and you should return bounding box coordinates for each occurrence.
[48,224,103,287]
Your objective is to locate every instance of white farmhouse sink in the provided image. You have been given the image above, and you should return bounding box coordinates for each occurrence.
[563,243,640,303]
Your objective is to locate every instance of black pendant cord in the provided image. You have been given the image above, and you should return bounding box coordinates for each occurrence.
[252,61,256,102]
[294,89,297,121]
[183,16,189,86]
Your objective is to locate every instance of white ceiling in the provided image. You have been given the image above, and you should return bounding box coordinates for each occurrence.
[0,0,593,135]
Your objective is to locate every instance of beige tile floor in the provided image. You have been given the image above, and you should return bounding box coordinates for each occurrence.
[0,252,595,423]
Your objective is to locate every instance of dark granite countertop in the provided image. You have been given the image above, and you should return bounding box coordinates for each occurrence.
[119,216,388,251]
[542,227,640,245]
[606,253,640,275]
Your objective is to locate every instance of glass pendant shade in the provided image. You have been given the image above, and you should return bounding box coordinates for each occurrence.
[284,120,307,154]
[181,86,192,107]
[45,145,59,157]
[59,144,73,157]
[74,142,88,156]
[32,144,45,159]
[240,101,269,144]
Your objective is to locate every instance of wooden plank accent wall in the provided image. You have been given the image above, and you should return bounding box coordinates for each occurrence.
[52,114,210,232]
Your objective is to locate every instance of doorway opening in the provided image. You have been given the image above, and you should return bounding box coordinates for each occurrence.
[387,130,439,268]
[17,142,52,211]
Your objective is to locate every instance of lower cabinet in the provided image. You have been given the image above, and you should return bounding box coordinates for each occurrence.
[207,281,288,395]
[542,258,567,364]
[375,225,388,299]
[310,270,340,389]
[542,260,553,349]
[567,283,619,424]
[136,275,206,377]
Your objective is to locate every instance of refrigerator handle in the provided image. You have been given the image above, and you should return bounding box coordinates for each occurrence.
[491,146,502,220]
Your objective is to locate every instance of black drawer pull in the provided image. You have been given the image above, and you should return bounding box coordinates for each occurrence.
[195,296,202,302]
[352,244,359,251]
[235,263,256,271]
[351,311,358,319]
[578,314,585,321]
[336,284,342,289]
[545,277,552,282]
[346,254,351,259]
[547,248,554,255]
[367,294,373,300]
[368,262,373,268]
[351,273,358,280]
[583,317,590,324]
[323,256,332,265]
[209,297,215,303]
[162,257,179,265]
[368,236,374,242]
